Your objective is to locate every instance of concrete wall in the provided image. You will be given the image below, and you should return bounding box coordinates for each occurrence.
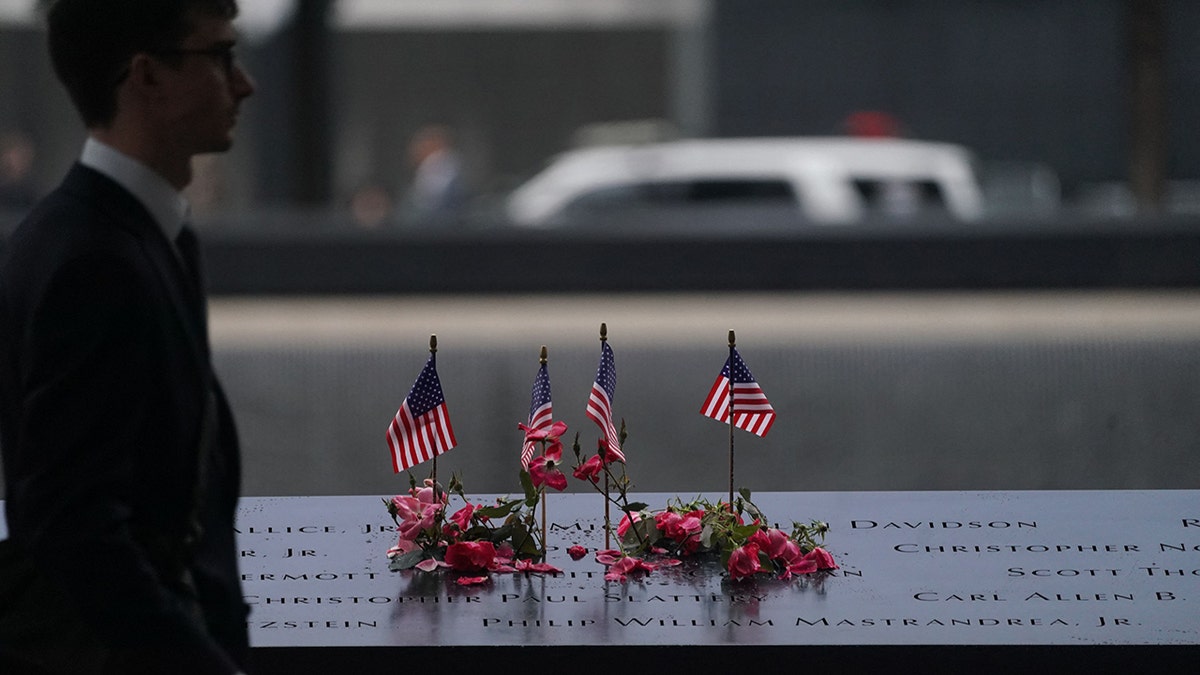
[206,292,1200,497]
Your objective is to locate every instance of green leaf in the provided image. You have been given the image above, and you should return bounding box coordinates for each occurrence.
[509,523,542,556]
[463,525,492,541]
[519,469,536,501]
[477,501,519,519]
[623,502,648,513]
[730,523,761,543]
[738,487,753,502]
[388,550,426,571]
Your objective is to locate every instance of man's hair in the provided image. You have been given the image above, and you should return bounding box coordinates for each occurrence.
[47,0,239,128]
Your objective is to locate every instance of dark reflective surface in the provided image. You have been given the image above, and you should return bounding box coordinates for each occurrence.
[211,491,1200,648]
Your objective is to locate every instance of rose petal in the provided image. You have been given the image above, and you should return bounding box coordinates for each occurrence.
[455,575,490,586]
[415,558,444,572]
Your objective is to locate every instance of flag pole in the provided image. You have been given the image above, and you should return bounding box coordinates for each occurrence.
[600,323,612,550]
[727,329,736,508]
[429,334,439,498]
[539,344,549,551]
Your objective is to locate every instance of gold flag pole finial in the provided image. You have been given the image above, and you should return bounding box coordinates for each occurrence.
[600,322,608,342]
[429,334,438,354]
[539,345,548,364]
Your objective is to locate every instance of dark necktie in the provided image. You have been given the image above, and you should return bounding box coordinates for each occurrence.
[174,225,209,335]
[175,225,218,552]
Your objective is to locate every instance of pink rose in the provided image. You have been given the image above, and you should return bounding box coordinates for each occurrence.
[598,437,624,464]
[616,512,640,539]
[456,576,489,586]
[529,455,568,491]
[803,547,838,570]
[573,454,603,482]
[449,504,476,532]
[567,545,588,560]
[749,528,794,561]
[445,541,497,572]
[728,543,762,580]
[519,420,568,460]
[656,511,702,542]
[392,495,441,542]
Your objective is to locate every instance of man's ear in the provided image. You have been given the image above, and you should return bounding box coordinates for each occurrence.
[125,53,165,95]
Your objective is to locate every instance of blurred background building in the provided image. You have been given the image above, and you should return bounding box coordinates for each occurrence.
[2,0,1197,225]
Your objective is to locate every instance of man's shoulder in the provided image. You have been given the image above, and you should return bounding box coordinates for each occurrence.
[0,171,163,304]
[7,167,151,254]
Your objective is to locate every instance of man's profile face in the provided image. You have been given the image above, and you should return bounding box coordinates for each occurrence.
[158,11,255,157]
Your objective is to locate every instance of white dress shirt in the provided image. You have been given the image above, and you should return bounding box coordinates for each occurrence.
[79,137,189,242]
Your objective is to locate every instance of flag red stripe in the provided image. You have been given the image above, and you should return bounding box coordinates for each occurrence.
[388,400,456,472]
[521,402,553,469]
[586,386,623,460]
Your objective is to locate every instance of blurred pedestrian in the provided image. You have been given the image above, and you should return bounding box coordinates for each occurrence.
[0,130,38,211]
[405,123,466,221]
[348,180,394,229]
[0,1,255,673]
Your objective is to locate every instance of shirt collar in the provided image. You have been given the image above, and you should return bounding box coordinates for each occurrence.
[80,137,190,241]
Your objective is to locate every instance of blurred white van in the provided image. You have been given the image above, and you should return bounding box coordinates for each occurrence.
[506,137,984,228]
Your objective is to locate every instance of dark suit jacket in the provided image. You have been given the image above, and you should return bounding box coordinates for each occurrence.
[0,164,249,673]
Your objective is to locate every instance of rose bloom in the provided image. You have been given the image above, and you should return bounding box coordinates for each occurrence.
[749,528,798,562]
[449,504,476,532]
[616,512,641,539]
[519,420,568,458]
[529,454,568,491]
[786,558,818,576]
[656,511,702,542]
[567,545,588,560]
[597,437,624,464]
[391,495,441,542]
[803,547,838,570]
[444,541,497,572]
[728,543,762,580]
[572,454,603,483]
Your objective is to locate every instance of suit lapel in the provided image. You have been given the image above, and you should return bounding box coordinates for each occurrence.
[61,165,210,365]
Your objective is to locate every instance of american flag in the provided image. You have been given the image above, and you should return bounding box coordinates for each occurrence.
[521,362,553,469]
[585,341,623,460]
[700,347,776,437]
[387,354,457,472]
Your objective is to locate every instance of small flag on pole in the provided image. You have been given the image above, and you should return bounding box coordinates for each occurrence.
[700,347,776,437]
[521,360,553,469]
[387,353,457,472]
[586,340,623,460]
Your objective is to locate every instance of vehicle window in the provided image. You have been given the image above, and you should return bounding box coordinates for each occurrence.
[851,179,950,220]
[563,179,797,215]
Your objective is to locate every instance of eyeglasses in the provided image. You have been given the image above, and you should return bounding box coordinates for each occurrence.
[151,44,239,78]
